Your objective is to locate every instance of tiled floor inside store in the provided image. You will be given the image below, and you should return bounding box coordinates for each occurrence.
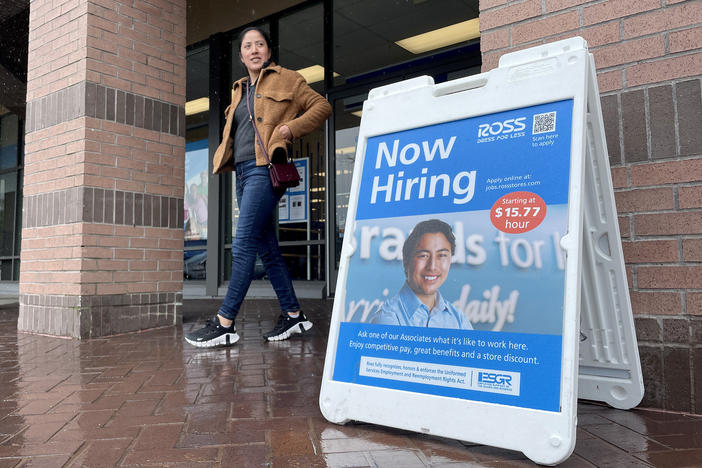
[0,299,701,467]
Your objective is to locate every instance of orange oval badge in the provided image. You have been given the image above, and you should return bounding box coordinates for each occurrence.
[490,191,547,234]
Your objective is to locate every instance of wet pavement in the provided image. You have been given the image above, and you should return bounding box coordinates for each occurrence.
[1,299,701,467]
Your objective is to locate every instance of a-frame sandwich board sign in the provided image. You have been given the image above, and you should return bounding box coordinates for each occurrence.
[319,37,643,465]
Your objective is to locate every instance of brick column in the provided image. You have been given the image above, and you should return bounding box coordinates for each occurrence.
[19,0,186,338]
[479,1,702,412]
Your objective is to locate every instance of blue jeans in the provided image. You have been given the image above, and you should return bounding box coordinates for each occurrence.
[218,159,300,320]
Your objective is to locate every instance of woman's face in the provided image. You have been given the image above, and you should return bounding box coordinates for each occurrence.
[240,30,271,76]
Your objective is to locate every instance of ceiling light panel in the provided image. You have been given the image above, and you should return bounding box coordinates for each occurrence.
[395,18,480,54]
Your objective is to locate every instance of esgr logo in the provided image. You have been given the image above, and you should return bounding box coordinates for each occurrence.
[473,369,520,395]
[477,117,526,138]
[478,372,513,387]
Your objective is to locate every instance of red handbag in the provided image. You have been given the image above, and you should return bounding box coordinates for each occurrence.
[267,156,301,190]
[246,81,300,190]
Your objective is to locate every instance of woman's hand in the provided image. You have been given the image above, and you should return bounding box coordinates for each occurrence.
[278,125,292,140]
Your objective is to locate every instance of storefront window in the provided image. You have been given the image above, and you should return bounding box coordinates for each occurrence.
[0,115,19,169]
[332,95,363,269]
[0,5,29,281]
[279,3,325,95]
[184,44,209,280]
[0,170,18,280]
[0,112,22,281]
[278,5,327,281]
[0,173,17,256]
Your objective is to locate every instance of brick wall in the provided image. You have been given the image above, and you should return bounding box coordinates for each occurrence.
[480,0,702,412]
[19,0,187,338]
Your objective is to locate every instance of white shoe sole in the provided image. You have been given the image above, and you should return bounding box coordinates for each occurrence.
[185,332,240,348]
[265,321,313,342]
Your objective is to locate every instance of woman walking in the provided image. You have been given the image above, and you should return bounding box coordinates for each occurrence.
[185,27,331,347]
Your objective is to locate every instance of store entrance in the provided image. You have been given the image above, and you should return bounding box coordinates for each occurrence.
[277,128,327,282]
[183,0,483,296]
[227,125,327,285]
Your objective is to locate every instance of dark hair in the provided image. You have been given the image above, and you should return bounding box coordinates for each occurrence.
[402,219,456,276]
[237,26,273,60]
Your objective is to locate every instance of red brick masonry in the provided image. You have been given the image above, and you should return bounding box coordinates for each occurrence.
[20,0,187,338]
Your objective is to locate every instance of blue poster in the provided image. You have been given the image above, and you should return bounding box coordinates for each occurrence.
[185,139,209,241]
[333,99,573,412]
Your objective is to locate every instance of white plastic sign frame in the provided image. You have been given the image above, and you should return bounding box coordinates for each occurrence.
[320,37,642,465]
[576,66,643,411]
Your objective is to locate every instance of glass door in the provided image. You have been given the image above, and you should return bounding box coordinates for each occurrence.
[276,3,327,282]
[327,89,367,294]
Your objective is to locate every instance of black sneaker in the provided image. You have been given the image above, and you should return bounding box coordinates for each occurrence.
[263,312,313,341]
[185,315,240,348]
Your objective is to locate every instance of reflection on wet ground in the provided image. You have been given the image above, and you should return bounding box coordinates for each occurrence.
[0,299,701,467]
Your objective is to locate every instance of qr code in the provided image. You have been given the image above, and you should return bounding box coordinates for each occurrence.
[533,111,556,134]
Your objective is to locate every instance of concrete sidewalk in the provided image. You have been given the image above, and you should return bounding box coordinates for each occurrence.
[0,299,700,467]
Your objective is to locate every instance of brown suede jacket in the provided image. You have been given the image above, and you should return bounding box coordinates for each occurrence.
[212,64,332,174]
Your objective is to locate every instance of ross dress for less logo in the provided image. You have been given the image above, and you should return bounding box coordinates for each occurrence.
[477,117,527,138]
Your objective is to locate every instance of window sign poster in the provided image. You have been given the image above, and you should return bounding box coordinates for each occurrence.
[332,99,573,412]
[279,158,308,224]
[289,194,306,221]
[185,139,209,241]
[278,195,289,220]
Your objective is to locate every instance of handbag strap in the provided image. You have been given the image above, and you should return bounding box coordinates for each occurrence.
[245,80,272,166]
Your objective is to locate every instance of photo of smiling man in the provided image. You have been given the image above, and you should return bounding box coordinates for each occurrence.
[370,219,473,330]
